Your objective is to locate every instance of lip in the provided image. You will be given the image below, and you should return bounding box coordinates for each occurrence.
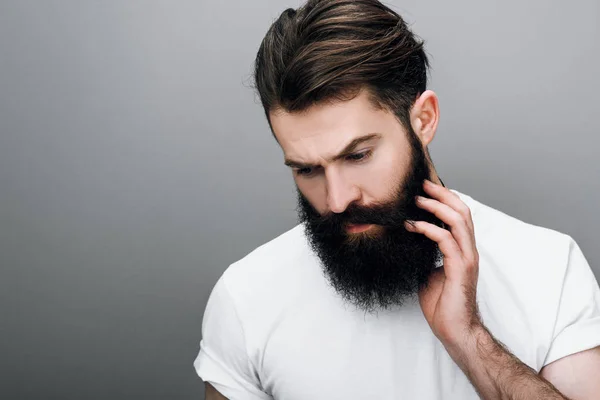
[346,223,374,233]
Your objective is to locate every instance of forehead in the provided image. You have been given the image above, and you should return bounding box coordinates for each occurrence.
[270,91,401,160]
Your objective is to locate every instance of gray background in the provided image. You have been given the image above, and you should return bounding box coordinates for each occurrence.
[0,0,598,399]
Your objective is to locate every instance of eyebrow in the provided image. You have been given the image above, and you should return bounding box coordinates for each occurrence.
[284,133,382,169]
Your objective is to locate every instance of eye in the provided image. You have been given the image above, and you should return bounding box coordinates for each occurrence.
[295,166,318,177]
[346,150,372,162]
[296,167,312,176]
[294,150,372,178]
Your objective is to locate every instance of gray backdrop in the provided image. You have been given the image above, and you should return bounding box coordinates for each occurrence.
[1,0,598,399]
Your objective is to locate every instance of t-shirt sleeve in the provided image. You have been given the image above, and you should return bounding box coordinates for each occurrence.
[543,236,600,366]
[193,274,272,400]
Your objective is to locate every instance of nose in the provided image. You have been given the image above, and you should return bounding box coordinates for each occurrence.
[325,168,361,214]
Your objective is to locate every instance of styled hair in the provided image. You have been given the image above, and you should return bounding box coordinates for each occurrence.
[252,0,430,138]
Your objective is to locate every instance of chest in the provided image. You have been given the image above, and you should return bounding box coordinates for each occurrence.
[258,298,481,400]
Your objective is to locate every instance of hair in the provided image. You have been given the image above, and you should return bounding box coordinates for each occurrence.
[252,0,430,139]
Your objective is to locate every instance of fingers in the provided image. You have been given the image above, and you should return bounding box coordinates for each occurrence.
[404,179,479,281]
[404,220,464,281]
[414,195,475,261]
[423,179,475,233]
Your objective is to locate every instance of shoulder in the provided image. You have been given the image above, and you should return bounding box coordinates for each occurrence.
[456,189,575,299]
[212,223,319,329]
[453,189,573,267]
[455,189,580,369]
[222,223,315,291]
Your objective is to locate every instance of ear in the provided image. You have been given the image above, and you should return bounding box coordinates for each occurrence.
[409,90,439,147]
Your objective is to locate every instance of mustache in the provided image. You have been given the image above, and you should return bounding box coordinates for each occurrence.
[299,195,422,235]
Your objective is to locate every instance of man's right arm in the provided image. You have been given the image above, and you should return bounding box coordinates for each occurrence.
[205,382,229,400]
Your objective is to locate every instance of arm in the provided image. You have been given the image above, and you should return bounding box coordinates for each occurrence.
[445,323,571,399]
[408,180,588,399]
[540,346,600,399]
[205,382,229,400]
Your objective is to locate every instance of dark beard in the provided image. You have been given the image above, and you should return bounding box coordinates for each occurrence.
[296,130,445,313]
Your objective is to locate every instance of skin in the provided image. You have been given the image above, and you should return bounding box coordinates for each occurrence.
[272,90,442,215]
[205,88,600,399]
[205,383,227,400]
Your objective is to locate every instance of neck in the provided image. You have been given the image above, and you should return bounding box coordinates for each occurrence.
[428,166,445,187]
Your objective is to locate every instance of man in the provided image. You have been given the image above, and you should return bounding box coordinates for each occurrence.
[195,0,600,398]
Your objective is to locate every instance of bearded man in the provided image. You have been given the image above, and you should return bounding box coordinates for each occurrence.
[194,1,600,399]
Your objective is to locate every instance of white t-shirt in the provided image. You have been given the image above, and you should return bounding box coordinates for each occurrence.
[194,189,600,399]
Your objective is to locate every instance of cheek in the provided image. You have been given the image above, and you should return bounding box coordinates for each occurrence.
[353,151,405,201]
[295,178,328,214]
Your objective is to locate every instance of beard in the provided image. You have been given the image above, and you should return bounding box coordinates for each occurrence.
[296,129,445,313]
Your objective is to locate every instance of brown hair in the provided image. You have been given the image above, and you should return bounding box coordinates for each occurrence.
[252,0,430,138]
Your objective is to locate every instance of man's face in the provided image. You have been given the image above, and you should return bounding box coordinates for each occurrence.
[270,89,444,313]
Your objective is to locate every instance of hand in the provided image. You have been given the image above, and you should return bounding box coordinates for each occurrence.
[404,179,482,348]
